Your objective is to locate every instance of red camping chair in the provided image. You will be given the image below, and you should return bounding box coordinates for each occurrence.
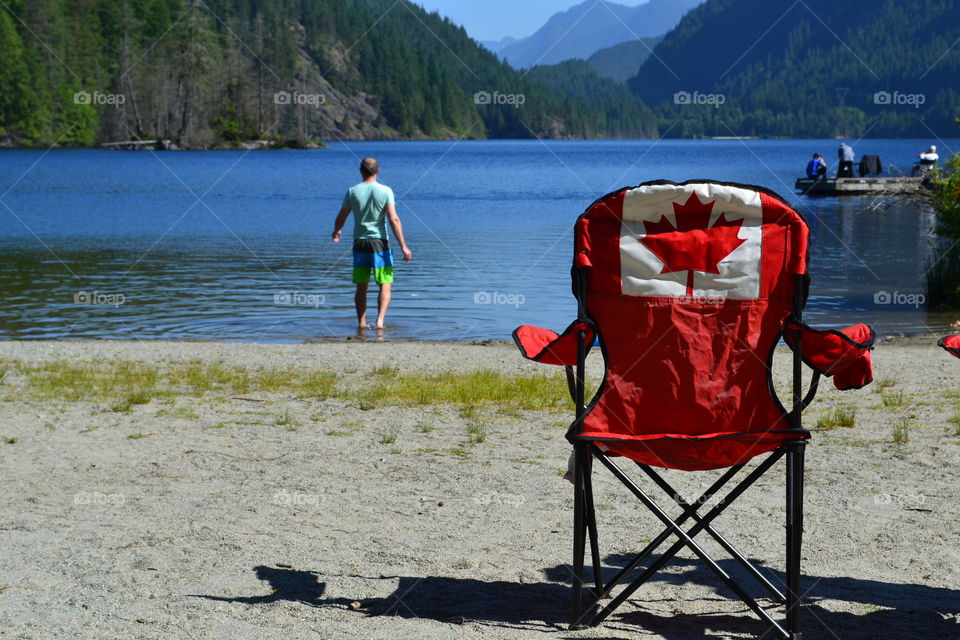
[940,335,960,359]
[514,180,875,638]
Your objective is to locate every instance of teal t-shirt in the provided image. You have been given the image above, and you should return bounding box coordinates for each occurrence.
[342,181,395,240]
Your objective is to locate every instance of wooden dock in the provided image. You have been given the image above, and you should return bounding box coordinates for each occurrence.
[795,176,928,196]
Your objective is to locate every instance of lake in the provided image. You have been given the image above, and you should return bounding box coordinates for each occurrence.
[0,139,956,342]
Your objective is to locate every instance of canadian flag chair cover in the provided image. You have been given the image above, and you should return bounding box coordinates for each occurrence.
[940,335,960,359]
[515,180,874,470]
[513,180,876,636]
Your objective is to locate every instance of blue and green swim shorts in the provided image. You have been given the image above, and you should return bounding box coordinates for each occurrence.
[352,238,394,285]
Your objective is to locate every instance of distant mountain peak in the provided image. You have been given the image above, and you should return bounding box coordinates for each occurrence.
[499,0,702,69]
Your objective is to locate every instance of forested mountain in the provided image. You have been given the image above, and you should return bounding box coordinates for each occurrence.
[2,0,957,146]
[629,0,960,138]
[0,0,655,148]
[525,61,657,137]
[498,0,702,69]
[587,38,663,83]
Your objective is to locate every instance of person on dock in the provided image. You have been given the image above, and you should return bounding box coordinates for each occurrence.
[837,142,855,178]
[912,145,939,177]
[332,157,413,331]
[806,153,827,180]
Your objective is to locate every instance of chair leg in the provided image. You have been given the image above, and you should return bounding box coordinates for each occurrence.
[785,441,806,639]
[592,448,790,637]
[570,443,589,629]
[594,449,796,640]
[583,454,603,599]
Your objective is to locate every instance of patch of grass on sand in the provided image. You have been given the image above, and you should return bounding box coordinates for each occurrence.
[880,390,905,408]
[893,418,910,444]
[467,423,487,444]
[14,360,166,402]
[816,406,856,429]
[179,361,250,393]
[371,365,399,377]
[949,407,960,435]
[415,424,435,433]
[239,366,339,398]
[378,425,400,444]
[364,370,572,411]
[110,390,155,413]
[156,405,200,420]
[4,359,339,402]
[6,360,573,413]
[274,410,297,426]
[874,378,897,392]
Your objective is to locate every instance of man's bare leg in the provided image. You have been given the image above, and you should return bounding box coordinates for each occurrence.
[374,283,392,329]
[355,283,369,327]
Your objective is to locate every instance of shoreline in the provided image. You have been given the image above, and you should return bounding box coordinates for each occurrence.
[4,136,960,151]
[0,331,953,348]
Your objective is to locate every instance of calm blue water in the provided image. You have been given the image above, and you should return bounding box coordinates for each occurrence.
[0,139,955,342]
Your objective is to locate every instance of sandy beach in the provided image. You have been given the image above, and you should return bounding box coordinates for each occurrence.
[1,338,958,640]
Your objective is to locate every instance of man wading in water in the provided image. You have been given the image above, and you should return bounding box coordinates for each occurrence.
[332,157,413,330]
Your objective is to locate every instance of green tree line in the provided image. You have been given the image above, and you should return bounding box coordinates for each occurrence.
[0,0,656,147]
[629,0,960,138]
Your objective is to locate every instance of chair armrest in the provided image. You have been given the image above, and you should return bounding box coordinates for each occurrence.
[513,321,595,366]
[784,320,875,390]
[939,335,960,360]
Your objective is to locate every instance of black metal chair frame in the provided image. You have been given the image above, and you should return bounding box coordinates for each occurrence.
[565,268,818,640]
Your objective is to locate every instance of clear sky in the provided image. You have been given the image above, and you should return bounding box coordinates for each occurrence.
[413,0,650,42]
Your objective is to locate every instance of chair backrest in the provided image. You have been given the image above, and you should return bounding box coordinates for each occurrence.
[572,181,810,470]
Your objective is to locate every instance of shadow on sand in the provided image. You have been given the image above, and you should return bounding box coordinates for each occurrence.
[194,565,328,607]
[193,556,959,638]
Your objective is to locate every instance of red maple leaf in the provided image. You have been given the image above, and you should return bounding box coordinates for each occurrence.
[640,192,747,296]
